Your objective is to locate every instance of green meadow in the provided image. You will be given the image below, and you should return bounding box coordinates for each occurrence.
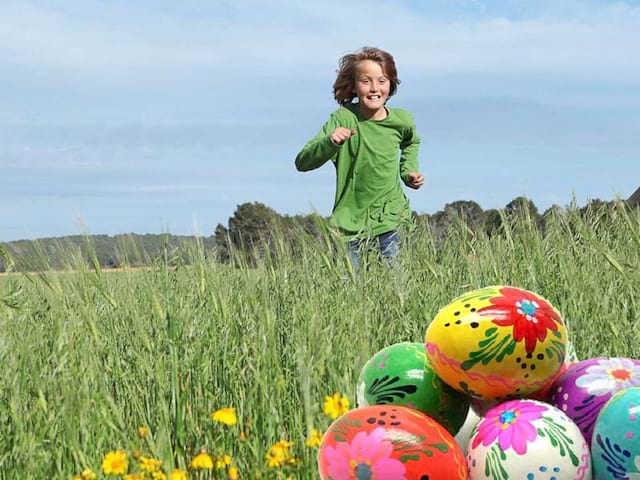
[0,205,639,479]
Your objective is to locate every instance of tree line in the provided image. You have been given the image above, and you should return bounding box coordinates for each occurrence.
[0,196,631,272]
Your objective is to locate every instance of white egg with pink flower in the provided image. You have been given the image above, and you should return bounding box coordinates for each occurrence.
[467,399,592,479]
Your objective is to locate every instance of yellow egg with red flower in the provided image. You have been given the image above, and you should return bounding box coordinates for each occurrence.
[425,286,567,400]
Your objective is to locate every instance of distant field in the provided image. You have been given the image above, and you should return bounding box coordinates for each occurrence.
[0,207,638,478]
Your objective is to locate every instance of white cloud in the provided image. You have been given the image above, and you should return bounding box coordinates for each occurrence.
[1,1,639,81]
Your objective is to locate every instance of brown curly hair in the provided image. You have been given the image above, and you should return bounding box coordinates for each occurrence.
[333,47,400,106]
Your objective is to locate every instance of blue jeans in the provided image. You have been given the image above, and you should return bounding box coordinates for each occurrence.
[347,230,400,271]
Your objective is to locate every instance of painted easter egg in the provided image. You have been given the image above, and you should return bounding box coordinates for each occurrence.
[591,387,640,479]
[467,399,591,479]
[318,405,469,479]
[529,338,578,401]
[357,342,470,435]
[549,357,640,444]
[426,286,568,400]
[455,408,482,453]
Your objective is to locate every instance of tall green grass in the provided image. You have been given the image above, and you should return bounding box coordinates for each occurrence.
[0,205,638,478]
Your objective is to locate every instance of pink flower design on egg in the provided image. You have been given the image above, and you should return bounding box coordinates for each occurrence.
[472,400,546,455]
[323,427,407,480]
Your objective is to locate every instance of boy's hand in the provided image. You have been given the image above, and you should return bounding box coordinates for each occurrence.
[406,172,425,189]
[330,127,357,145]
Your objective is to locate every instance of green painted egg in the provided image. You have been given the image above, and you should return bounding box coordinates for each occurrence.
[357,342,470,435]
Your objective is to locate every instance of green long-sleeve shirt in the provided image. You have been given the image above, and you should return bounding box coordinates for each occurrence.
[295,103,420,240]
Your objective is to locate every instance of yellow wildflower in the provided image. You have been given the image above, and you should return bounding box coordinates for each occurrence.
[139,456,162,472]
[228,466,239,480]
[152,472,167,480]
[81,469,97,480]
[211,407,238,426]
[190,452,214,469]
[102,450,128,475]
[274,440,294,450]
[265,439,294,468]
[137,426,149,438]
[72,469,97,480]
[265,449,284,468]
[170,469,188,480]
[215,454,232,469]
[323,393,350,419]
[305,428,323,448]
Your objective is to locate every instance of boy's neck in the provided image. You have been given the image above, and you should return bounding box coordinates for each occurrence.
[358,103,388,121]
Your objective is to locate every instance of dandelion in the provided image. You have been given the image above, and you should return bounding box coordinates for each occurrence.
[81,469,97,480]
[323,393,350,420]
[72,470,97,480]
[102,450,128,475]
[215,454,232,469]
[211,407,238,426]
[228,466,239,479]
[190,452,214,469]
[137,426,149,438]
[305,428,323,448]
[265,439,294,468]
[139,456,162,473]
[170,469,188,480]
[152,472,167,480]
[266,448,285,468]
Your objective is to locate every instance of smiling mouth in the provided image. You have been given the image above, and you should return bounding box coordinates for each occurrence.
[368,95,381,100]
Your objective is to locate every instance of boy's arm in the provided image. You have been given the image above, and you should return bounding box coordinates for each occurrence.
[295,114,342,172]
[399,118,421,186]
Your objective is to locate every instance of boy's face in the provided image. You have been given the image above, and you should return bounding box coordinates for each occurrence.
[353,60,390,117]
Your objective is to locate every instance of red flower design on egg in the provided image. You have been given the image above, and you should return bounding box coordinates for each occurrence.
[478,287,562,354]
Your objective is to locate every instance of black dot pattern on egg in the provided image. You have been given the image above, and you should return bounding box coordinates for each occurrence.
[367,409,402,428]
[518,350,547,372]
[448,300,482,328]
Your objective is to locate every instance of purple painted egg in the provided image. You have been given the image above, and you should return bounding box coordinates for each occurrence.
[549,357,640,444]
[467,399,591,479]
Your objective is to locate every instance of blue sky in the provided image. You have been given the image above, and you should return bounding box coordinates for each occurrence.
[1,0,639,241]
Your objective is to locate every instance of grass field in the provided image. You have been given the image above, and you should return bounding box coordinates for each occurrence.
[0,205,639,479]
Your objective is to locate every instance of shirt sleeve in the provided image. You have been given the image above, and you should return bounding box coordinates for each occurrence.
[399,115,421,185]
[295,113,342,172]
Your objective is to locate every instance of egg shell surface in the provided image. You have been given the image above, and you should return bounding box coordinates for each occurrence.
[467,399,591,479]
[318,405,469,479]
[426,286,567,400]
[591,387,640,480]
[357,342,470,435]
[549,357,640,444]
